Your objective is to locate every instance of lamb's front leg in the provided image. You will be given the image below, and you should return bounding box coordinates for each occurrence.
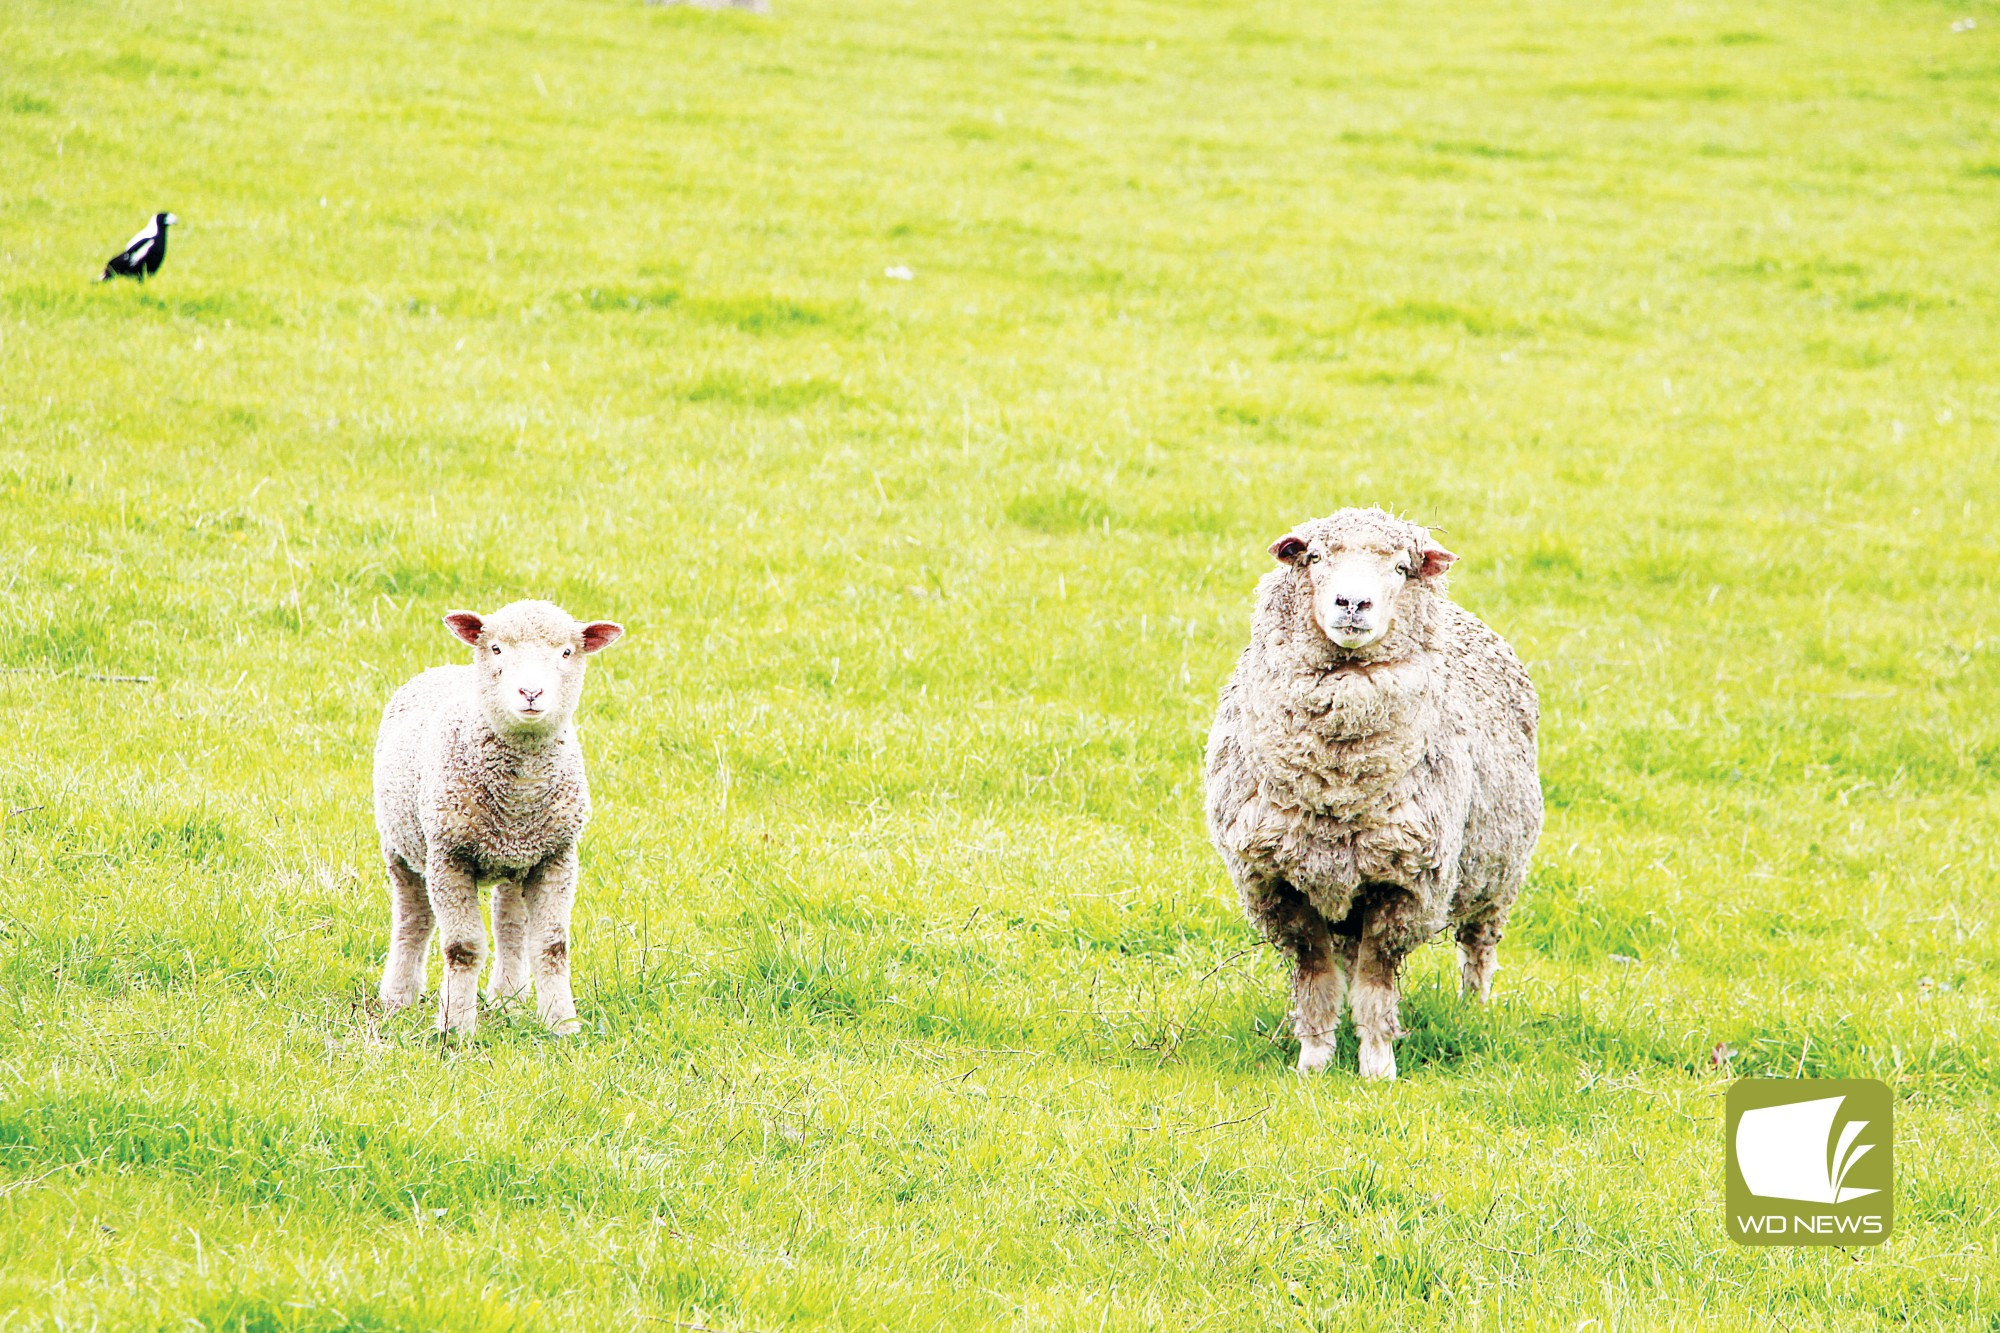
[523,847,580,1036]
[486,879,531,1007]
[426,853,484,1035]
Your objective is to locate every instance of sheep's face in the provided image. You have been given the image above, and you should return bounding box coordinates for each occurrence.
[1269,517,1456,653]
[443,601,624,738]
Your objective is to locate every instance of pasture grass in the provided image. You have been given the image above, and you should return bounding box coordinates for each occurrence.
[2,0,1998,1325]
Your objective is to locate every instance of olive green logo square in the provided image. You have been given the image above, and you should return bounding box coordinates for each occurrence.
[1726,1078,1893,1246]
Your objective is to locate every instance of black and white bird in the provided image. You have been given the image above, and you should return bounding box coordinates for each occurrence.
[97,212,179,282]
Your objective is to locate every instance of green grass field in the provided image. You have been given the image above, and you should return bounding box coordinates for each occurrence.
[4,0,1998,1325]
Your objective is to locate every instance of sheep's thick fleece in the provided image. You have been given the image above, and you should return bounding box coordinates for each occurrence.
[1205,508,1541,1079]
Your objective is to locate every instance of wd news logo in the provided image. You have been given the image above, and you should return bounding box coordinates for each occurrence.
[1726,1079,1893,1246]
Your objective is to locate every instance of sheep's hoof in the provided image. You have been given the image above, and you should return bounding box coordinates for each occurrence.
[544,1016,581,1037]
[1357,1041,1398,1081]
[1296,1039,1337,1074]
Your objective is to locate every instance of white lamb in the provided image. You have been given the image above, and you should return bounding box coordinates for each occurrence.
[374,600,624,1036]
[1205,508,1542,1080]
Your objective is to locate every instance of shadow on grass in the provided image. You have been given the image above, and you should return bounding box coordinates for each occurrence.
[564,286,867,337]
[1004,485,1231,539]
[0,1084,621,1219]
[185,1291,539,1333]
[680,372,849,411]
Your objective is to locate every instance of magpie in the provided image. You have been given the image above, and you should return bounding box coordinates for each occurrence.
[97,212,178,282]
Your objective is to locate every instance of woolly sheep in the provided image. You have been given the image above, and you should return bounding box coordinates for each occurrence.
[1204,508,1541,1080]
[374,600,624,1036]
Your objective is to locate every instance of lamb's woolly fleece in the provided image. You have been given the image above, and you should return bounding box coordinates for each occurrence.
[373,599,616,1035]
[374,601,595,875]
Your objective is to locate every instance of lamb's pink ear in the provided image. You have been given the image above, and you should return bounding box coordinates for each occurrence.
[1419,546,1458,581]
[443,611,485,645]
[579,621,624,654]
[1268,534,1309,565]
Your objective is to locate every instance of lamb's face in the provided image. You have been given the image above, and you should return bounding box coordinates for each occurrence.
[1269,513,1457,653]
[443,601,624,738]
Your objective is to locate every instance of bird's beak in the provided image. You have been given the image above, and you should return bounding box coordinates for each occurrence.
[165,214,180,226]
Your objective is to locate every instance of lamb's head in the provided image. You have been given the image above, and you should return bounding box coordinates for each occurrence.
[443,600,624,738]
[1267,508,1456,655]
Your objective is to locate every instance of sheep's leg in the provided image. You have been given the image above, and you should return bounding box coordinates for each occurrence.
[524,848,580,1036]
[1350,941,1402,1081]
[1456,913,1504,1003]
[1352,894,1423,1082]
[1291,927,1351,1074]
[1257,883,1343,1073]
[379,855,433,1013]
[486,879,531,1006]
[427,854,484,1035]
[1330,932,1358,1025]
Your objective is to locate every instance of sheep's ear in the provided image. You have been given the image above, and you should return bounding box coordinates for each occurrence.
[1268,534,1310,565]
[1419,546,1458,581]
[443,611,485,645]
[579,621,624,654]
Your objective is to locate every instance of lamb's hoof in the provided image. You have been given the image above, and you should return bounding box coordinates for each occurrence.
[379,985,420,1014]
[1296,1039,1337,1074]
[541,1008,580,1036]
[1357,1041,1398,1081]
[435,1009,478,1038]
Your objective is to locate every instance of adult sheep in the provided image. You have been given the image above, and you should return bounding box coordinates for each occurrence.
[1205,508,1541,1080]
[374,600,624,1036]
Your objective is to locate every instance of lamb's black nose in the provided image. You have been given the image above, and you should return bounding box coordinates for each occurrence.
[518,687,543,704]
[1333,595,1372,612]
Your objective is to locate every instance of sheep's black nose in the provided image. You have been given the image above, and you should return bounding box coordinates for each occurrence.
[1333,595,1373,612]
[519,687,543,704]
